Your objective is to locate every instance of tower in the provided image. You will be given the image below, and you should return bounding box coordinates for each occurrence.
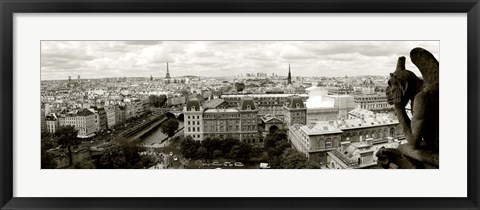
[184,98,204,141]
[68,76,71,82]
[283,95,306,127]
[287,63,292,85]
[165,62,171,79]
[150,75,153,81]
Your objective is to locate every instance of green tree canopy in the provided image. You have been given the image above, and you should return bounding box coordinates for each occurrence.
[99,146,127,168]
[180,136,200,159]
[97,139,154,169]
[55,125,80,166]
[160,119,179,137]
[229,143,252,162]
[149,94,167,108]
[235,82,245,92]
[281,148,308,169]
[73,160,96,169]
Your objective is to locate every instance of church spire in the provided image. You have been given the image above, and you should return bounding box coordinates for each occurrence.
[287,63,292,85]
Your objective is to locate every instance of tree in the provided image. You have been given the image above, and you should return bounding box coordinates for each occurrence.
[220,138,239,156]
[264,130,289,157]
[41,150,57,169]
[119,139,145,168]
[212,150,223,159]
[180,136,200,159]
[148,94,167,108]
[229,143,252,162]
[201,138,222,157]
[139,155,156,169]
[55,126,80,166]
[160,119,179,137]
[73,160,96,169]
[41,135,57,169]
[235,82,245,92]
[99,146,127,168]
[97,139,152,169]
[306,160,321,169]
[281,148,308,169]
[196,147,208,159]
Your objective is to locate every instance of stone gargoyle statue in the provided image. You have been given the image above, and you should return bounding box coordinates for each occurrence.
[376,47,439,169]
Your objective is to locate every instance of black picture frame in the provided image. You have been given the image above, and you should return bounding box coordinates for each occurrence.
[1,0,479,209]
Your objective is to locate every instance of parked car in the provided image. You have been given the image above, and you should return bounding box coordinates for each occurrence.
[259,162,271,169]
[173,156,178,161]
[234,162,244,167]
[169,152,173,156]
[212,162,222,167]
[224,162,233,167]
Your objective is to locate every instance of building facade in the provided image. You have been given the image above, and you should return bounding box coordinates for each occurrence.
[353,93,393,111]
[105,105,117,128]
[220,93,308,120]
[288,114,403,167]
[45,114,59,134]
[326,139,403,169]
[283,95,307,127]
[288,122,343,166]
[184,97,259,143]
[58,108,97,138]
[183,98,204,141]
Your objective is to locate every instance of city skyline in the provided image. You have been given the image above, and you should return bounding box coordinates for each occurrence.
[41,41,439,80]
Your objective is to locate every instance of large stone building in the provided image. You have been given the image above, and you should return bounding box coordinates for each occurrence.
[105,105,117,128]
[45,113,59,134]
[220,93,308,120]
[58,108,97,138]
[89,106,107,132]
[304,86,355,123]
[184,97,259,143]
[75,109,97,138]
[288,122,343,166]
[326,139,403,169]
[288,114,403,167]
[283,95,307,128]
[184,98,204,141]
[353,93,392,111]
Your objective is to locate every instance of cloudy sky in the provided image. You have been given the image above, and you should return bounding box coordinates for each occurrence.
[41,41,439,80]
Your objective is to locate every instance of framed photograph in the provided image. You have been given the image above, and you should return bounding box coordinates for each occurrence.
[1,0,479,209]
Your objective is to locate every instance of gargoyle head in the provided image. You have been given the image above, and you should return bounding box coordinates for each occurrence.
[386,56,421,107]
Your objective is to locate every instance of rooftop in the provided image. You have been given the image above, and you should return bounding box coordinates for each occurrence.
[349,108,375,118]
[300,122,343,135]
[284,95,305,109]
[77,108,95,116]
[305,96,334,108]
[221,93,308,98]
[204,108,239,113]
[332,115,398,129]
[203,98,226,109]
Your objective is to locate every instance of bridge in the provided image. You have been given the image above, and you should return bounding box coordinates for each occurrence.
[165,111,184,119]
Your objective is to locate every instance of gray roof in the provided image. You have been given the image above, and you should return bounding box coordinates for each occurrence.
[186,98,201,111]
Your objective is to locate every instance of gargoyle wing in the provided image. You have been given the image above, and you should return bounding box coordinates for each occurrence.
[410,47,439,92]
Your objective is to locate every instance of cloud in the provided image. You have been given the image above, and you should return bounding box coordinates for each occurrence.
[40,40,439,80]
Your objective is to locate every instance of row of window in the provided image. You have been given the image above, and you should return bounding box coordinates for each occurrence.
[355,96,387,101]
[187,127,201,132]
[187,121,201,126]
